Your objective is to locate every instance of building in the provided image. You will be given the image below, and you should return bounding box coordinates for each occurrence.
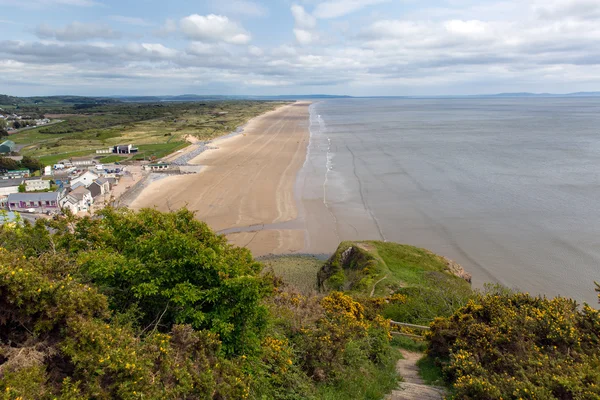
[0,179,23,196]
[7,192,61,213]
[70,158,95,167]
[0,140,15,154]
[113,144,138,154]
[88,178,110,199]
[25,179,51,192]
[144,163,170,171]
[44,166,52,176]
[60,186,93,213]
[0,169,30,180]
[70,171,99,188]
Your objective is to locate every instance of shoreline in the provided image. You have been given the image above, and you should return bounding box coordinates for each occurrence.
[130,101,312,256]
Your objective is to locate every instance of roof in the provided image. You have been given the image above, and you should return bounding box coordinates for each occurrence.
[148,163,169,167]
[0,179,23,188]
[0,140,15,148]
[96,177,109,184]
[68,186,91,201]
[8,192,59,202]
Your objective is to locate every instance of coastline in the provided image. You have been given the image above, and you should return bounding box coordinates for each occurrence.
[130,101,312,256]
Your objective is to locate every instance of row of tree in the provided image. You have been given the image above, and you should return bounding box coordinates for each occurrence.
[0,155,43,172]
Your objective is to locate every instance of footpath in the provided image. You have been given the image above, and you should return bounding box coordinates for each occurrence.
[387,350,445,400]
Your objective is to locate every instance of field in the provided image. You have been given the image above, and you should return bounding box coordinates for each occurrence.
[260,255,325,294]
[3,99,284,164]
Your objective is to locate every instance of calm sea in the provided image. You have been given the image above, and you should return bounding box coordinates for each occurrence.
[299,97,600,304]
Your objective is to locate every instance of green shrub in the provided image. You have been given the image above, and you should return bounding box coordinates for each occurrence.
[428,292,600,399]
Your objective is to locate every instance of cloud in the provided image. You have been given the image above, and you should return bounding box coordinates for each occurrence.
[180,14,251,44]
[291,4,316,29]
[291,5,318,44]
[313,0,389,19]
[535,0,600,20]
[35,22,121,41]
[156,19,178,37]
[110,15,152,27]
[212,0,268,17]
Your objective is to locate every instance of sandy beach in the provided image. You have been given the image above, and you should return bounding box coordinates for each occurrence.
[130,102,311,255]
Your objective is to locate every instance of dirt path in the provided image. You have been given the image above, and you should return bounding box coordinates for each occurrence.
[387,350,445,400]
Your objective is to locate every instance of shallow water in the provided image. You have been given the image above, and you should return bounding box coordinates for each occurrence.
[299,97,600,304]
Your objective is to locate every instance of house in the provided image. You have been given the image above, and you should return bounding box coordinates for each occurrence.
[88,178,110,199]
[44,166,52,176]
[144,163,170,171]
[0,179,23,196]
[113,144,138,154]
[60,186,93,213]
[25,179,51,192]
[70,157,95,167]
[0,140,15,154]
[0,169,30,179]
[7,192,61,213]
[70,171,99,188]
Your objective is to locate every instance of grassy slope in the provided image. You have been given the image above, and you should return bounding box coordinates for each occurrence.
[319,241,473,325]
[8,101,283,163]
[260,255,324,294]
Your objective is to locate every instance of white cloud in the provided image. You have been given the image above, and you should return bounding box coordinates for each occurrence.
[444,20,488,36]
[213,0,268,17]
[313,0,389,19]
[291,4,316,29]
[294,29,318,45]
[110,15,152,27]
[180,14,251,44]
[291,5,318,45]
[535,0,600,20]
[36,22,120,41]
[156,19,178,37]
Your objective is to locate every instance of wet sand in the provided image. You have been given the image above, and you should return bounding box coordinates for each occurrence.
[130,102,312,255]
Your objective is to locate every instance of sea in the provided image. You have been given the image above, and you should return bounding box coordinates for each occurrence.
[298,97,600,304]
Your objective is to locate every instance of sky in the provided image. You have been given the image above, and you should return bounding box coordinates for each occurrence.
[1,0,600,96]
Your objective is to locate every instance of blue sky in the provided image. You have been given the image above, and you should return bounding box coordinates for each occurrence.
[1,0,600,96]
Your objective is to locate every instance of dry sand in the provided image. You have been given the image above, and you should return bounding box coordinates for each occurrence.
[130,102,311,255]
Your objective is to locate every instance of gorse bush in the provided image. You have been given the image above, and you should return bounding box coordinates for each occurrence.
[0,208,397,399]
[427,291,600,400]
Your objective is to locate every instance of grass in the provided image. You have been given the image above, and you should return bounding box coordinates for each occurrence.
[260,255,324,294]
[320,241,474,325]
[316,347,401,400]
[390,336,428,352]
[417,356,445,387]
[8,101,283,164]
[133,142,189,160]
[98,155,127,163]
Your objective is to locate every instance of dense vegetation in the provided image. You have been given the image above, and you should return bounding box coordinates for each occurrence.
[318,241,473,325]
[5,99,282,164]
[427,288,600,399]
[0,208,398,399]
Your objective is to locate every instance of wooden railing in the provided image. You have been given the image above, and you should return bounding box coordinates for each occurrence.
[390,320,429,340]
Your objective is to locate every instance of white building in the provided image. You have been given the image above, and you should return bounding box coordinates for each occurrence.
[25,179,51,192]
[0,179,23,196]
[70,171,99,188]
[60,186,93,213]
[44,166,52,176]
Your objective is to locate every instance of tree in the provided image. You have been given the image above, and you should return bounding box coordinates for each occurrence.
[20,155,43,172]
[18,183,25,193]
[0,156,19,170]
[55,207,273,355]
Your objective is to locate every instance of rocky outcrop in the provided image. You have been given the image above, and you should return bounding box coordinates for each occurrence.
[441,256,472,284]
